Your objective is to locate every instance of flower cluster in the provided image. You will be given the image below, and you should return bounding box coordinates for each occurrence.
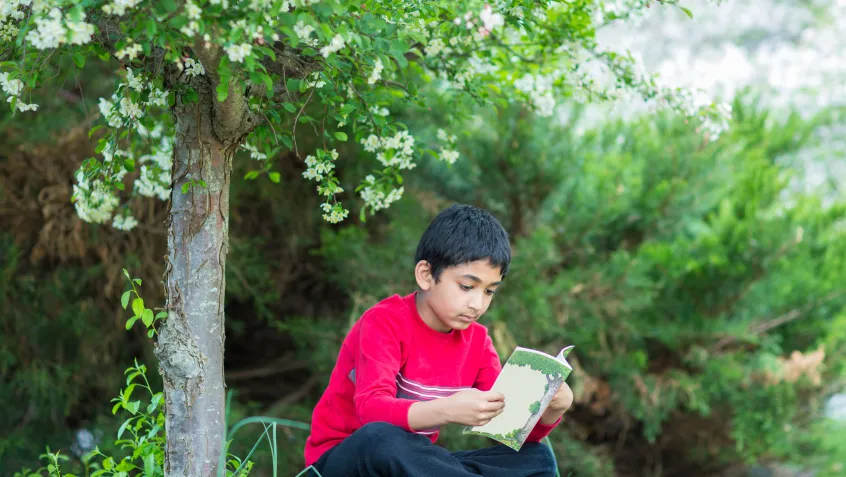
[241,142,267,161]
[361,130,416,170]
[367,58,384,85]
[299,148,349,224]
[436,129,460,165]
[225,43,253,63]
[102,0,143,16]
[320,202,349,224]
[302,149,339,181]
[182,57,206,77]
[112,213,139,231]
[513,72,561,117]
[180,0,202,37]
[73,170,121,224]
[320,34,346,57]
[359,175,404,212]
[26,7,95,50]
[135,131,173,202]
[0,72,37,112]
[97,68,168,128]
[294,20,318,47]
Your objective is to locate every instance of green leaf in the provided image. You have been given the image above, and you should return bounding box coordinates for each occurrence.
[155,311,168,319]
[282,102,296,113]
[679,6,694,19]
[71,53,85,68]
[161,0,178,12]
[244,170,260,180]
[112,402,121,415]
[121,291,131,309]
[144,454,155,477]
[334,132,348,142]
[184,87,199,104]
[147,329,155,338]
[133,278,141,285]
[114,182,125,191]
[131,298,144,317]
[280,135,293,149]
[146,18,157,38]
[88,125,103,138]
[125,316,139,330]
[216,81,230,102]
[117,419,131,439]
[126,400,140,415]
[103,458,114,470]
[268,172,281,183]
[142,309,154,327]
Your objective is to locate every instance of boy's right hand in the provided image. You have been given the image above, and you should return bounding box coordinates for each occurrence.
[441,389,505,427]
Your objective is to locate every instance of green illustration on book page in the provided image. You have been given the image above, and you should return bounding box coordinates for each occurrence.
[464,345,574,451]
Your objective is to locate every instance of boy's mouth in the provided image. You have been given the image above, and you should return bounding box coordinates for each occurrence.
[459,314,477,323]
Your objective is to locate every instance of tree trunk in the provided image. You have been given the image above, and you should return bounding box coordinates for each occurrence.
[154,82,239,477]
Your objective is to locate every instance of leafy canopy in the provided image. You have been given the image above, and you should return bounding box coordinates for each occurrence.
[1,0,730,230]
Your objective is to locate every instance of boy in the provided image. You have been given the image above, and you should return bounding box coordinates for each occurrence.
[304,204,573,476]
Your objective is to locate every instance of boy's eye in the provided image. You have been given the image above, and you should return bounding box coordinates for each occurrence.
[485,289,497,296]
[459,284,473,291]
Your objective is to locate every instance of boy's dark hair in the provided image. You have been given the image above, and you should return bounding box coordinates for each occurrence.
[414,204,511,281]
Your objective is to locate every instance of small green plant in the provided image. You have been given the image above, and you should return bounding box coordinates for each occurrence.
[13,447,96,477]
[120,269,166,338]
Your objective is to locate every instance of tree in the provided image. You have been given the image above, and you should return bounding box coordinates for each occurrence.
[0,1,730,475]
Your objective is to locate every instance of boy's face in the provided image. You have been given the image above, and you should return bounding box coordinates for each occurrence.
[415,259,503,332]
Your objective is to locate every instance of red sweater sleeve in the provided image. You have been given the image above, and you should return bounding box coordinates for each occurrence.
[473,333,502,391]
[352,309,414,430]
[474,332,562,442]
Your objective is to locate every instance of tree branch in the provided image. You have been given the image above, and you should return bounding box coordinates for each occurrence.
[710,290,845,353]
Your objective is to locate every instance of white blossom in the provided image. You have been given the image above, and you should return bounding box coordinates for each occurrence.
[367,58,384,85]
[359,175,404,212]
[102,0,143,16]
[125,68,144,92]
[119,97,143,120]
[479,5,504,34]
[320,202,349,224]
[241,142,267,160]
[360,130,416,170]
[116,42,143,61]
[135,136,173,201]
[72,171,120,224]
[183,58,206,77]
[425,38,446,57]
[294,20,318,47]
[225,43,253,63]
[319,34,345,57]
[112,214,139,231]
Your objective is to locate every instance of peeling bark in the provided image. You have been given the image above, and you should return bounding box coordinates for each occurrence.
[155,65,255,477]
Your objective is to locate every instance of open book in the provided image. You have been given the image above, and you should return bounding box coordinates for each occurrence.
[463,345,574,451]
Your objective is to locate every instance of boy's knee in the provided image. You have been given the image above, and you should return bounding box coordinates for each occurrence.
[521,442,557,477]
[353,422,417,470]
[355,421,407,440]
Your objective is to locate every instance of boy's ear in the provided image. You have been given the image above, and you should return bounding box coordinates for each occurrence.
[414,260,434,290]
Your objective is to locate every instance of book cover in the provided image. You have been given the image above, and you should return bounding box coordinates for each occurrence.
[463,345,574,451]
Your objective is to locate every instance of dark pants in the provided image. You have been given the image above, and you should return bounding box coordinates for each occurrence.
[310,422,557,477]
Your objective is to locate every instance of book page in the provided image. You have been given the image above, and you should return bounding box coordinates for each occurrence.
[464,346,573,450]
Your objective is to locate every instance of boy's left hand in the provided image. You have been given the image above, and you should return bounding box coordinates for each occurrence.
[539,382,574,425]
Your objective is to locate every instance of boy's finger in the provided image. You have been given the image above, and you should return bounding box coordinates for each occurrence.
[483,391,505,402]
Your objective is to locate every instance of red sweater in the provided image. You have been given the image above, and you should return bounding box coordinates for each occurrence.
[303,292,560,466]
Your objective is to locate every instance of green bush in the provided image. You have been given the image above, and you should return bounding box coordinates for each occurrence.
[316,98,846,475]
